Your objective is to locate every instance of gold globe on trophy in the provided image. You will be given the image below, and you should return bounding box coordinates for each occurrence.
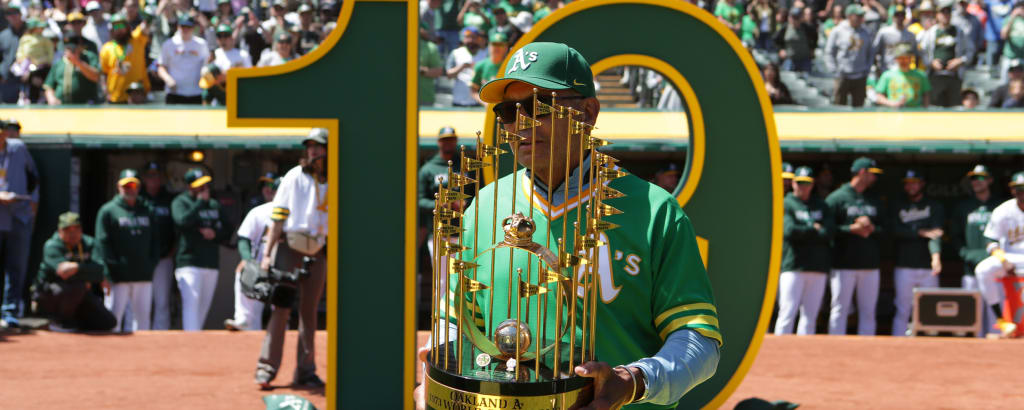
[424,85,627,410]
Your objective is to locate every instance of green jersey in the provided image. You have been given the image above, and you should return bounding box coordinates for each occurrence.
[782,193,834,273]
[874,68,931,108]
[36,233,107,286]
[826,183,886,269]
[43,50,100,104]
[419,39,443,106]
[95,196,160,282]
[714,0,743,27]
[889,196,943,269]
[1003,16,1024,60]
[171,192,231,269]
[951,196,1001,275]
[448,168,719,409]
[471,58,501,90]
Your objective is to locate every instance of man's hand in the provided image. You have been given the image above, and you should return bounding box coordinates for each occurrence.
[414,345,430,410]
[888,95,907,108]
[1002,258,1016,275]
[164,78,177,91]
[919,228,944,240]
[0,192,15,205]
[946,57,963,71]
[199,227,216,240]
[931,58,944,71]
[575,362,635,410]
[56,261,79,279]
[931,254,942,275]
[813,222,823,231]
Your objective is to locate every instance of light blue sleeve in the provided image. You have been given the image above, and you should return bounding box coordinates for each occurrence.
[629,329,721,405]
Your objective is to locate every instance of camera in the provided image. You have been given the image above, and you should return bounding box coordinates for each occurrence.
[266,256,315,308]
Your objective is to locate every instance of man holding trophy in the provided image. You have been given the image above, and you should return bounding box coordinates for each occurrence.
[416,42,721,409]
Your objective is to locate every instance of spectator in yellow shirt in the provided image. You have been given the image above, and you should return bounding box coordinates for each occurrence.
[99,13,151,103]
[13,18,53,104]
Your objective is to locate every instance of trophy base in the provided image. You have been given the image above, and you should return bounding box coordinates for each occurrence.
[425,362,593,410]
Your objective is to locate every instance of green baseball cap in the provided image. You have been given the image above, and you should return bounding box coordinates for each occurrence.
[966,164,990,178]
[781,162,794,179]
[793,166,814,182]
[184,168,212,188]
[217,0,230,4]
[903,169,924,182]
[58,212,81,230]
[1010,172,1024,188]
[893,43,914,57]
[489,32,508,44]
[109,13,127,24]
[304,127,328,145]
[438,126,457,139]
[216,24,232,34]
[851,157,883,174]
[478,42,596,103]
[118,168,141,186]
[25,18,45,29]
[845,4,866,15]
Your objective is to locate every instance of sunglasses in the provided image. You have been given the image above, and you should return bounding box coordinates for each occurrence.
[492,94,586,124]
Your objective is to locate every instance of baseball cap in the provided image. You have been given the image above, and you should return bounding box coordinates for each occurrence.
[25,18,45,29]
[937,0,955,10]
[781,162,795,179]
[275,31,292,43]
[893,4,907,14]
[789,7,802,17]
[4,119,19,130]
[178,14,196,27]
[259,171,278,183]
[67,11,85,23]
[851,157,883,174]
[917,0,936,11]
[902,169,924,182]
[215,24,232,34]
[438,126,457,139]
[184,168,212,188]
[143,161,163,174]
[893,43,914,57]
[489,32,508,44]
[479,42,596,103]
[198,63,222,89]
[462,26,481,37]
[1010,172,1024,188]
[657,163,681,176]
[845,4,866,15]
[127,81,146,93]
[118,168,141,186]
[58,212,81,230]
[273,0,286,7]
[217,0,231,4]
[84,0,101,12]
[966,164,990,178]
[793,166,814,182]
[304,127,328,145]
[298,3,313,13]
[109,13,127,24]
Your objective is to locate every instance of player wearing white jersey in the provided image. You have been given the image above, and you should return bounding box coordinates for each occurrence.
[225,178,277,331]
[974,171,1024,337]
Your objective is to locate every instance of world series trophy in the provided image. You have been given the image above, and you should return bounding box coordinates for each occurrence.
[425,89,628,410]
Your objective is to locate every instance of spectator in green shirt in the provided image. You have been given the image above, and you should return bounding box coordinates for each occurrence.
[43,32,100,105]
[875,43,932,107]
[715,0,744,36]
[418,35,443,106]
[532,0,563,23]
[470,32,508,105]
[1000,2,1024,79]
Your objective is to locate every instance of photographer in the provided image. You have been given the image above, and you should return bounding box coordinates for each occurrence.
[254,128,328,389]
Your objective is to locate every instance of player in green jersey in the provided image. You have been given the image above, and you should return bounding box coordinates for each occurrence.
[415,42,720,410]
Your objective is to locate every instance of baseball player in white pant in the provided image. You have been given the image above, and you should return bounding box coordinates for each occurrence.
[826,157,885,335]
[175,267,218,330]
[890,170,944,336]
[150,257,174,329]
[107,282,153,331]
[171,168,230,331]
[226,187,277,331]
[776,166,834,335]
[974,172,1024,337]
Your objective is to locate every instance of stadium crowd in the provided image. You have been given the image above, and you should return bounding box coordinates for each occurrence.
[0,0,339,105]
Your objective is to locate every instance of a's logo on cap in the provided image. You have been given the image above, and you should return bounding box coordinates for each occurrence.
[507,49,539,74]
[573,79,585,86]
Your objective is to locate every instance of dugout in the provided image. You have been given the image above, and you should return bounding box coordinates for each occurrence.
[11,106,1024,334]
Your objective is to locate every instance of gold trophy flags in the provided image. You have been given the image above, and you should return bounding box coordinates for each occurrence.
[595,204,623,217]
[438,188,470,203]
[447,173,477,188]
[438,241,468,256]
[435,223,463,237]
[578,236,606,249]
[597,167,628,180]
[497,129,525,144]
[516,113,542,131]
[449,259,480,273]
[436,208,463,221]
[463,277,489,292]
[479,144,507,156]
[583,136,611,150]
[599,186,626,199]
[464,158,491,171]
[589,219,620,233]
[519,281,550,298]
